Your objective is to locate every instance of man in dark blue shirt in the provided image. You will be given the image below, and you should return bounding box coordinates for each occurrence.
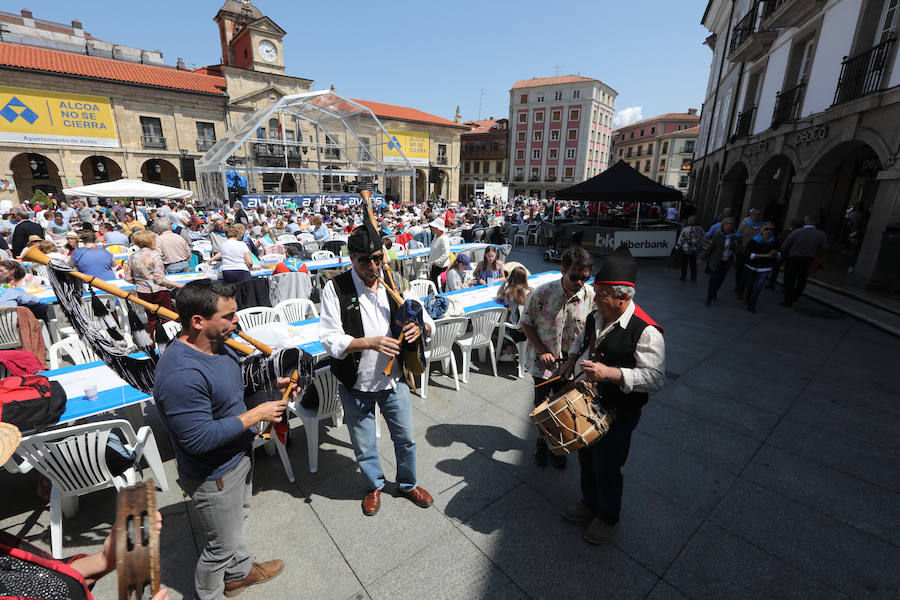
[154,280,293,599]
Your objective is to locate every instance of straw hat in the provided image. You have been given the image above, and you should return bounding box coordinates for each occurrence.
[429,217,446,232]
[27,234,43,243]
[0,422,21,465]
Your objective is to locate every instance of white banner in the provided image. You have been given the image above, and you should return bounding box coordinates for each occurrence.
[613,230,677,257]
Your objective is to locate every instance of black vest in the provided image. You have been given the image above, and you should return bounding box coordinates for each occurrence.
[586,306,662,411]
[329,270,401,389]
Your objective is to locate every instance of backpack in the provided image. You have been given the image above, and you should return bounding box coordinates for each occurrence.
[0,374,67,429]
[422,293,449,320]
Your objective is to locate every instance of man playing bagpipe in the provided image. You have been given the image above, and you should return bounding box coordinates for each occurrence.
[319,217,435,517]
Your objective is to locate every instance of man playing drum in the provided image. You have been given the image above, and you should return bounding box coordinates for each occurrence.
[520,246,594,469]
[559,248,665,544]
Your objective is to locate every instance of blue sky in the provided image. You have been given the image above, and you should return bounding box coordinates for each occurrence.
[30,0,712,128]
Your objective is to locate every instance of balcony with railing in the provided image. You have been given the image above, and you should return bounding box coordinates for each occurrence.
[728,2,778,62]
[545,175,557,181]
[731,106,756,141]
[761,0,825,30]
[196,138,215,152]
[529,175,541,181]
[141,135,167,150]
[833,36,896,106]
[436,156,449,165]
[513,175,524,181]
[772,82,805,128]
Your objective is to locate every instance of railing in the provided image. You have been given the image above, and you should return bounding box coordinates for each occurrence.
[732,106,756,140]
[529,175,541,181]
[562,176,574,182]
[513,175,524,181]
[196,139,215,152]
[545,175,557,181]
[833,37,895,105]
[730,3,758,55]
[141,135,166,150]
[436,156,448,165]
[772,82,805,128]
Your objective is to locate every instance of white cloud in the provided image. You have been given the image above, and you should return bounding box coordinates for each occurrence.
[613,106,643,129]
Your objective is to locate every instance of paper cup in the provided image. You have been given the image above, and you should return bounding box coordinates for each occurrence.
[84,385,99,401]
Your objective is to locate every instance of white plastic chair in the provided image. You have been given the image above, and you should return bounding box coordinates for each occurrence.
[311,250,335,260]
[288,367,343,473]
[273,298,318,322]
[260,252,286,265]
[236,306,282,331]
[495,320,527,378]
[420,317,466,398]
[448,236,465,245]
[454,307,506,383]
[48,336,99,370]
[297,232,315,243]
[513,225,528,247]
[15,419,169,558]
[0,308,20,350]
[497,243,512,261]
[161,320,182,340]
[527,223,542,245]
[409,279,437,299]
[303,241,322,253]
[277,234,298,244]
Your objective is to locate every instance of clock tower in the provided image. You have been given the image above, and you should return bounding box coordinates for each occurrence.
[213,0,287,74]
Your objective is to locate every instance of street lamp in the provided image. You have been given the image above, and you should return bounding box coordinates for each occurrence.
[29,158,38,171]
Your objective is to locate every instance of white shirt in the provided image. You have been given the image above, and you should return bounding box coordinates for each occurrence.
[568,300,666,395]
[429,233,450,268]
[219,238,250,271]
[319,268,434,392]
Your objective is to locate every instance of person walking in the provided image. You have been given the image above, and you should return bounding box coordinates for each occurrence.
[676,215,704,281]
[741,222,779,312]
[780,215,829,307]
[699,217,740,307]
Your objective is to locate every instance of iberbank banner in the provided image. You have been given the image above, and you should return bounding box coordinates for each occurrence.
[0,85,118,148]
[241,194,385,210]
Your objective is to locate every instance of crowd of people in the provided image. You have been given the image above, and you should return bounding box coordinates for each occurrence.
[678,207,830,313]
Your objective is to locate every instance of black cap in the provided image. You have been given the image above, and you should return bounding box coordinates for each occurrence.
[594,244,636,287]
[347,220,381,254]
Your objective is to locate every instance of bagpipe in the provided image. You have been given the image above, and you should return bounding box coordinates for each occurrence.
[21,246,315,444]
[359,191,427,384]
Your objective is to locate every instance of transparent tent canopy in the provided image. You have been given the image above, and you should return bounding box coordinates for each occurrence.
[196,90,416,207]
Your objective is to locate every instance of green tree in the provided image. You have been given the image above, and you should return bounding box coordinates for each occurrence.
[31,189,51,208]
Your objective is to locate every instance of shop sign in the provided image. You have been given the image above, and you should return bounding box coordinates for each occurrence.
[747,141,769,155]
[241,194,384,210]
[613,230,678,257]
[383,129,429,166]
[0,85,118,147]
[795,125,828,145]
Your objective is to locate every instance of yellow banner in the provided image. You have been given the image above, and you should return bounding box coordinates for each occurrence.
[0,85,118,147]
[383,129,429,166]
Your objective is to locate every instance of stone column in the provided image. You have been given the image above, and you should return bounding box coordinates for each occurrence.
[853,167,900,284]
[783,175,832,225]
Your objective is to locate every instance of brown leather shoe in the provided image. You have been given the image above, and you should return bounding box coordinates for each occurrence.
[400,486,433,508]
[362,489,382,516]
[223,559,284,597]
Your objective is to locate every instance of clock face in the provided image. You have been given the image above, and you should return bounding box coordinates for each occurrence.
[258,40,277,62]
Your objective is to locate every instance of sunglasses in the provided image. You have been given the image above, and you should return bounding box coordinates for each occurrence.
[356,254,384,265]
[568,273,591,283]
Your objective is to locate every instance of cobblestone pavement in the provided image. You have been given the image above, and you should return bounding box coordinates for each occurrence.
[2,247,898,599]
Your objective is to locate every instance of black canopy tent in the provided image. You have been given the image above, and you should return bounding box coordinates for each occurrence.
[556,160,684,203]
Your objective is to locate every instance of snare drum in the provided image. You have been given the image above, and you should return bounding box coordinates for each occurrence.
[529,380,611,456]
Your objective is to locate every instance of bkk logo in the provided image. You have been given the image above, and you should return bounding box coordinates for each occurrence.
[0,97,39,124]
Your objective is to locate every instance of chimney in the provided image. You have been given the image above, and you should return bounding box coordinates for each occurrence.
[71,19,84,37]
[688,108,698,116]
[176,57,187,70]
[329,84,335,92]
[21,9,34,27]
[454,105,462,124]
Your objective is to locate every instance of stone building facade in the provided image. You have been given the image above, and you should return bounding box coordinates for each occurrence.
[459,118,509,201]
[612,110,700,194]
[692,0,900,286]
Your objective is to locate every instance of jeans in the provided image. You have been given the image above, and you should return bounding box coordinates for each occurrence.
[578,407,641,525]
[180,455,253,600]
[680,252,697,280]
[340,382,417,492]
[706,262,731,303]
[743,268,770,306]
[222,269,251,284]
[164,259,190,274]
[783,256,813,305]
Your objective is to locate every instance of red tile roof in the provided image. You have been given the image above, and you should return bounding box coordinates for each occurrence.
[613,112,699,133]
[660,125,700,137]
[0,42,227,96]
[462,118,500,134]
[353,98,469,129]
[512,75,606,90]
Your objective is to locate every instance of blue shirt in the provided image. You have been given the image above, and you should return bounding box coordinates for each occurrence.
[70,246,115,279]
[154,340,254,480]
[103,230,130,246]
